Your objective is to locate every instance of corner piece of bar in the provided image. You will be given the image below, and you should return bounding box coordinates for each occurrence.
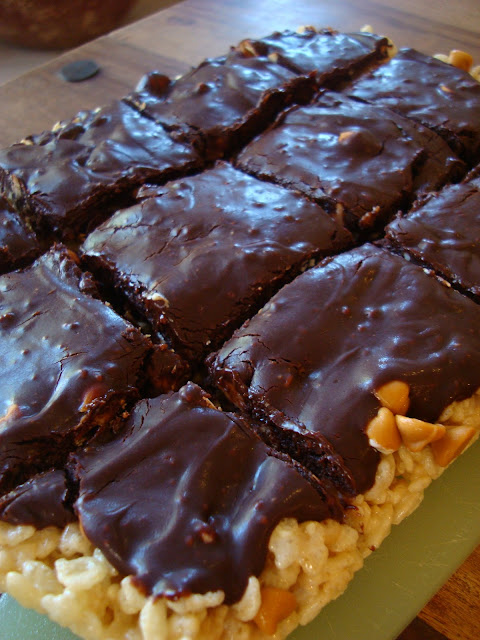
[346,48,480,165]
[81,162,353,362]
[385,177,480,299]
[0,100,202,241]
[72,382,343,605]
[209,244,480,494]
[236,92,464,232]
[0,245,153,495]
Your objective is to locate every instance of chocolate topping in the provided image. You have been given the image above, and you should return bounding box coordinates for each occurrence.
[74,383,342,604]
[236,92,464,231]
[0,245,151,493]
[347,48,480,164]
[386,179,480,299]
[210,244,480,493]
[0,197,39,274]
[82,163,352,361]
[0,470,75,528]
[236,28,388,84]
[127,54,310,159]
[0,100,201,240]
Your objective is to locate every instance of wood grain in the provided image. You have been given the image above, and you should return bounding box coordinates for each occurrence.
[0,1,478,638]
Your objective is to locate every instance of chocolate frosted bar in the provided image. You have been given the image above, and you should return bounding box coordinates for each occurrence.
[235,28,389,85]
[347,48,480,165]
[385,177,480,299]
[236,92,464,231]
[0,196,39,273]
[0,245,153,494]
[0,100,202,241]
[128,28,388,159]
[82,162,353,361]
[73,382,343,605]
[209,244,480,494]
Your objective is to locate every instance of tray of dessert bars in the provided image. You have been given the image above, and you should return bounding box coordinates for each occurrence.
[0,18,479,640]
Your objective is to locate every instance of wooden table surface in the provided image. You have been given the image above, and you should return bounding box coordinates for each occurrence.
[0,1,479,638]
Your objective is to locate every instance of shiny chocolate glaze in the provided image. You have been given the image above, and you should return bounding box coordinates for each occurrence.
[236,29,388,84]
[210,244,480,493]
[127,54,310,158]
[74,383,342,604]
[0,100,201,240]
[0,245,151,493]
[386,179,480,299]
[0,469,75,528]
[236,92,464,231]
[82,163,352,362]
[347,48,480,165]
[0,197,39,274]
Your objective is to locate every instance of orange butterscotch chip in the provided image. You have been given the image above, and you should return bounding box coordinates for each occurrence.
[431,426,477,467]
[374,380,410,415]
[448,49,474,72]
[366,407,402,454]
[395,416,446,452]
[254,587,297,635]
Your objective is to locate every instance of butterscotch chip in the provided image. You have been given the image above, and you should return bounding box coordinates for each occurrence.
[254,587,297,635]
[431,426,477,467]
[395,416,446,452]
[366,407,402,454]
[448,49,474,72]
[374,381,410,415]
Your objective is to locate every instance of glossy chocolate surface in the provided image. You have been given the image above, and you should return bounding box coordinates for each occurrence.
[0,470,75,528]
[347,48,480,164]
[0,100,201,239]
[0,245,151,492]
[210,244,480,493]
[74,383,342,604]
[0,197,39,273]
[237,29,388,83]
[386,179,480,298]
[82,162,352,361]
[128,54,306,158]
[236,92,463,231]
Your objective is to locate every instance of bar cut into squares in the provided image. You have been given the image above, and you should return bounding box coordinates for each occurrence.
[209,244,480,495]
[128,29,388,159]
[385,176,480,299]
[82,162,353,362]
[0,245,154,495]
[0,100,202,241]
[73,382,343,605]
[347,48,480,165]
[236,92,464,232]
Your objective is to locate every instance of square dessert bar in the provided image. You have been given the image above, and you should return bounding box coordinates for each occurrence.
[385,174,480,300]
[347,48,480,165]
[0,196,39,274]
[81,162,353,362]
[234,28,389,85]
[127,28,388,160]
[209,244,480,495]
[73,382,343,605]
[0,100,202,241]
[235,92,465,232]
[0,245,154,495]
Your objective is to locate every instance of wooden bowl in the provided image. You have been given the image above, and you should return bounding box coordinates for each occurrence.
[0,0,136,49]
